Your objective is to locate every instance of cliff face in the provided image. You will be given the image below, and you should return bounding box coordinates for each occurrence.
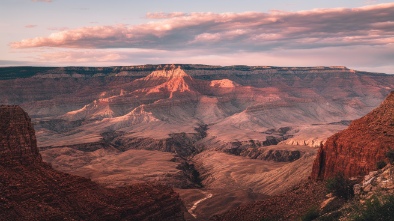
[311,92,394,180]
[0,105,186,221]
[0,105,40,162]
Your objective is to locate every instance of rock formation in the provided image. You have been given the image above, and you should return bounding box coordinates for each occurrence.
[1,65,393,149]
[0,105,186,221]
[312,91,394,180]
[0,105,40,162]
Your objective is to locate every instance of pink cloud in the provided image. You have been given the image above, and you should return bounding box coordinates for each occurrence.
[10,3,394,54]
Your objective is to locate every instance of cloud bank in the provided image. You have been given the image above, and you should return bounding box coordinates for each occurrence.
[11,3,394,52]
[8,3,394,73]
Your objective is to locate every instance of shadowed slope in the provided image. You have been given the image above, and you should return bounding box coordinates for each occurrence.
[0,105,186,221]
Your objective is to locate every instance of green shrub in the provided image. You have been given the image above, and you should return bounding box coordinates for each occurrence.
[326,173,354,200]
[376,160,387,169]
[300,206,320,221]
[352,195,394,221]
[317,211,342,221]
[385,149,394,164]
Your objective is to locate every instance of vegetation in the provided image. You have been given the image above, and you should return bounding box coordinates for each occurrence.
[385,149,394,164]
[326,173,354,200]
[376,160,387,170]
[300,206,320,221]
[316,211,342,221]
[351,195,394,221]
[260,218,273,221]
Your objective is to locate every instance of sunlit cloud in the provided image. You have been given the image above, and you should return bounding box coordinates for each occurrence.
[7,3,394,73]
[11,3,394,52]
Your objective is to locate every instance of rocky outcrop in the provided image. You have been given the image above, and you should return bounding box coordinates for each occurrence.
[353,165,394,199]
[0,105,40,163]
[0,105,186,221]
[312,92,394,180]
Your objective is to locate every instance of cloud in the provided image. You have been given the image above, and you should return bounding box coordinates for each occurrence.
[25,25,37,28]
[31,0,52,2]
[11,3,394,52]
[9,3,394,73]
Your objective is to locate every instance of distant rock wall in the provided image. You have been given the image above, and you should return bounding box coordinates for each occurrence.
[240,147,302,162]
[311,92,394,180]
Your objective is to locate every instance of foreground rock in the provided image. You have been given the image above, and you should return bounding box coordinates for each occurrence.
[0,105,186,221]
[312,91,394,180]
[354,164,394,200]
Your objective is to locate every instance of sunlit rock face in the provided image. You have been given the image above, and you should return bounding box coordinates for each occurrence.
[312,92,394,180]
[2,65,392,149]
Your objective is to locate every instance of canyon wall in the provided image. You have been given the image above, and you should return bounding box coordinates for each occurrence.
[311,92,394,180]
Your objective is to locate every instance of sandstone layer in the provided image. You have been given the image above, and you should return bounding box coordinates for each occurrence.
[312,91,394,180]
[0,105,186,221]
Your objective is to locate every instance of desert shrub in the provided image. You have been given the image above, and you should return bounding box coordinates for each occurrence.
[300,206,320,221]
[326,173,354,200]
[316,211,342,221]
[352,195,394,221]
[385,149,394,164]
[376,160,387,170]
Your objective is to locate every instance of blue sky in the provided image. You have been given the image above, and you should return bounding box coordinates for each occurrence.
[1,0,394,73]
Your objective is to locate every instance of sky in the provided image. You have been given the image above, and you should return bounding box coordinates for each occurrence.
[1,0,394,73]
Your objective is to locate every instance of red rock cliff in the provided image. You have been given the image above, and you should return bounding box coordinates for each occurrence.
[311,92,394,180]
[0,105,40,162]
[0,105,186,221]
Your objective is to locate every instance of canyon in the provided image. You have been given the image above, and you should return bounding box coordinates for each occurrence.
[217,87,394,221]
[0,105,186,220]
[1,64,394,219]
